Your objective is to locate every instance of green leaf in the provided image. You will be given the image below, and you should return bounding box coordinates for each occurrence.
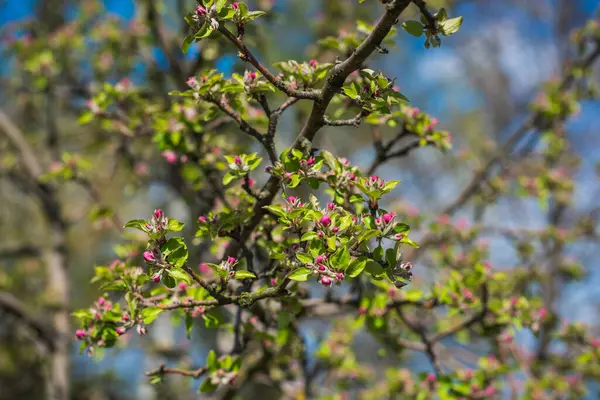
[301,231,318,241]
[330,247,350,270]
[347,257,367,278]
[342,83,359,99]
[199,378,217,393]
[207,349,218,372]
[383,180,401,192]
[234,270,256,280]
[402,21,424,37]
[289,267,312,281]
[163,273,176,288]
[321,150,338,171]
[327,236,337,251]
[222,172,237,185]
[182,35,194,54]
[358,229,380,243]
[124,219,148,232]
[214,0,227,12]
[185,314,194,339]
[167,268,192,284]
[168,218,185,232]
[142,307,163,325]
[78,112,94,125]
[296,253,313,264]
[439,16,463,36]
[263,205,287,218]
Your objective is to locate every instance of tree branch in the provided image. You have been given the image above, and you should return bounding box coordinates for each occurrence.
[218,26,319,100]
[0,291,55,351]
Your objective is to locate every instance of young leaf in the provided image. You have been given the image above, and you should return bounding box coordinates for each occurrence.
[402,21,424,37]
[288,267,312,281]
[347,257,367,278]
[234,270,256,280]
[296,253,313,264]
[142,307,163,325]
[439,16,463,36]
[330,246,350,270]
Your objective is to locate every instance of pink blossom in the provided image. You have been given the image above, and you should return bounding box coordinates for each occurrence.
[178,282,187,291]
[318,265,326,271]
[116,327,126,335]
[358,306,367,314]
[348,173,356,180]
[309,59,317,68]
[122,313,130,322]
[227,256,237,265]
[143,251,155,263]
[319,215,332,226]
[234,156,242,165]
[270,278,277,286]
[97,297,106,306]
[153,209,163,220]
[382,212,395,224]
[232,2,239,9]
[162,150,177,164]
[75,329,86,340]
[199,264,210,273]
[186,76,198,87]
[332,226,339,233]
[152,274,161,283]
[484,386,495,396]
[336,273,344,280]
[394,234,404,240]
[426,373,436,383]
[306,157,315,166]
[196,5,207,15]
[198,216,207,223]
[315,255,326,264]
[370,175,379,182]
[538,308,548,319]
[247,177,255,187]
[321,276,332,286]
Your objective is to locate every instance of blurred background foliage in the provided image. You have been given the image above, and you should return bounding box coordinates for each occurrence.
[0,0,599,399]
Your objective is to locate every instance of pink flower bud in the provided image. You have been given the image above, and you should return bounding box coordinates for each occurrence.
[309,59,317,67]
[592,339,600,348]
[270,278,277,286]
[227,256,237,265]
[152,273,161,283]
[327,202,335,210]
[247,177,255,187]
[336,273,344,280]
[382,212,395,224]
[319,215,332,226]
[394,234,404,240]
[198,216,207,223]
[332,226,339,233]
[463,289,473,301]
[348,173,356,180]
[317,231,324,238]
[484,386,495,396]
[318,265,326,271]
[234,156,242,165]
[426,373,436,383]
[370,175,379,182]
[315,255,326,264]
[341,157,349,165]
[186,76,198,87]
[162,150,177,164]
[75,329,86,340]
[116,327,125,335]
[232,2,239,10]
[143,251,155,263]
[287,196,297,204]
[375,218,381,225]
[321,276,332,286]
[358,306,367,314]
[136,325,147,335]
[178,282,187,291]
[538,308,548,319]
[306,157,315,166]
[196,5,207,15]
[97,297,105,306]
[153,209,163,220]
[122,313,130,321]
